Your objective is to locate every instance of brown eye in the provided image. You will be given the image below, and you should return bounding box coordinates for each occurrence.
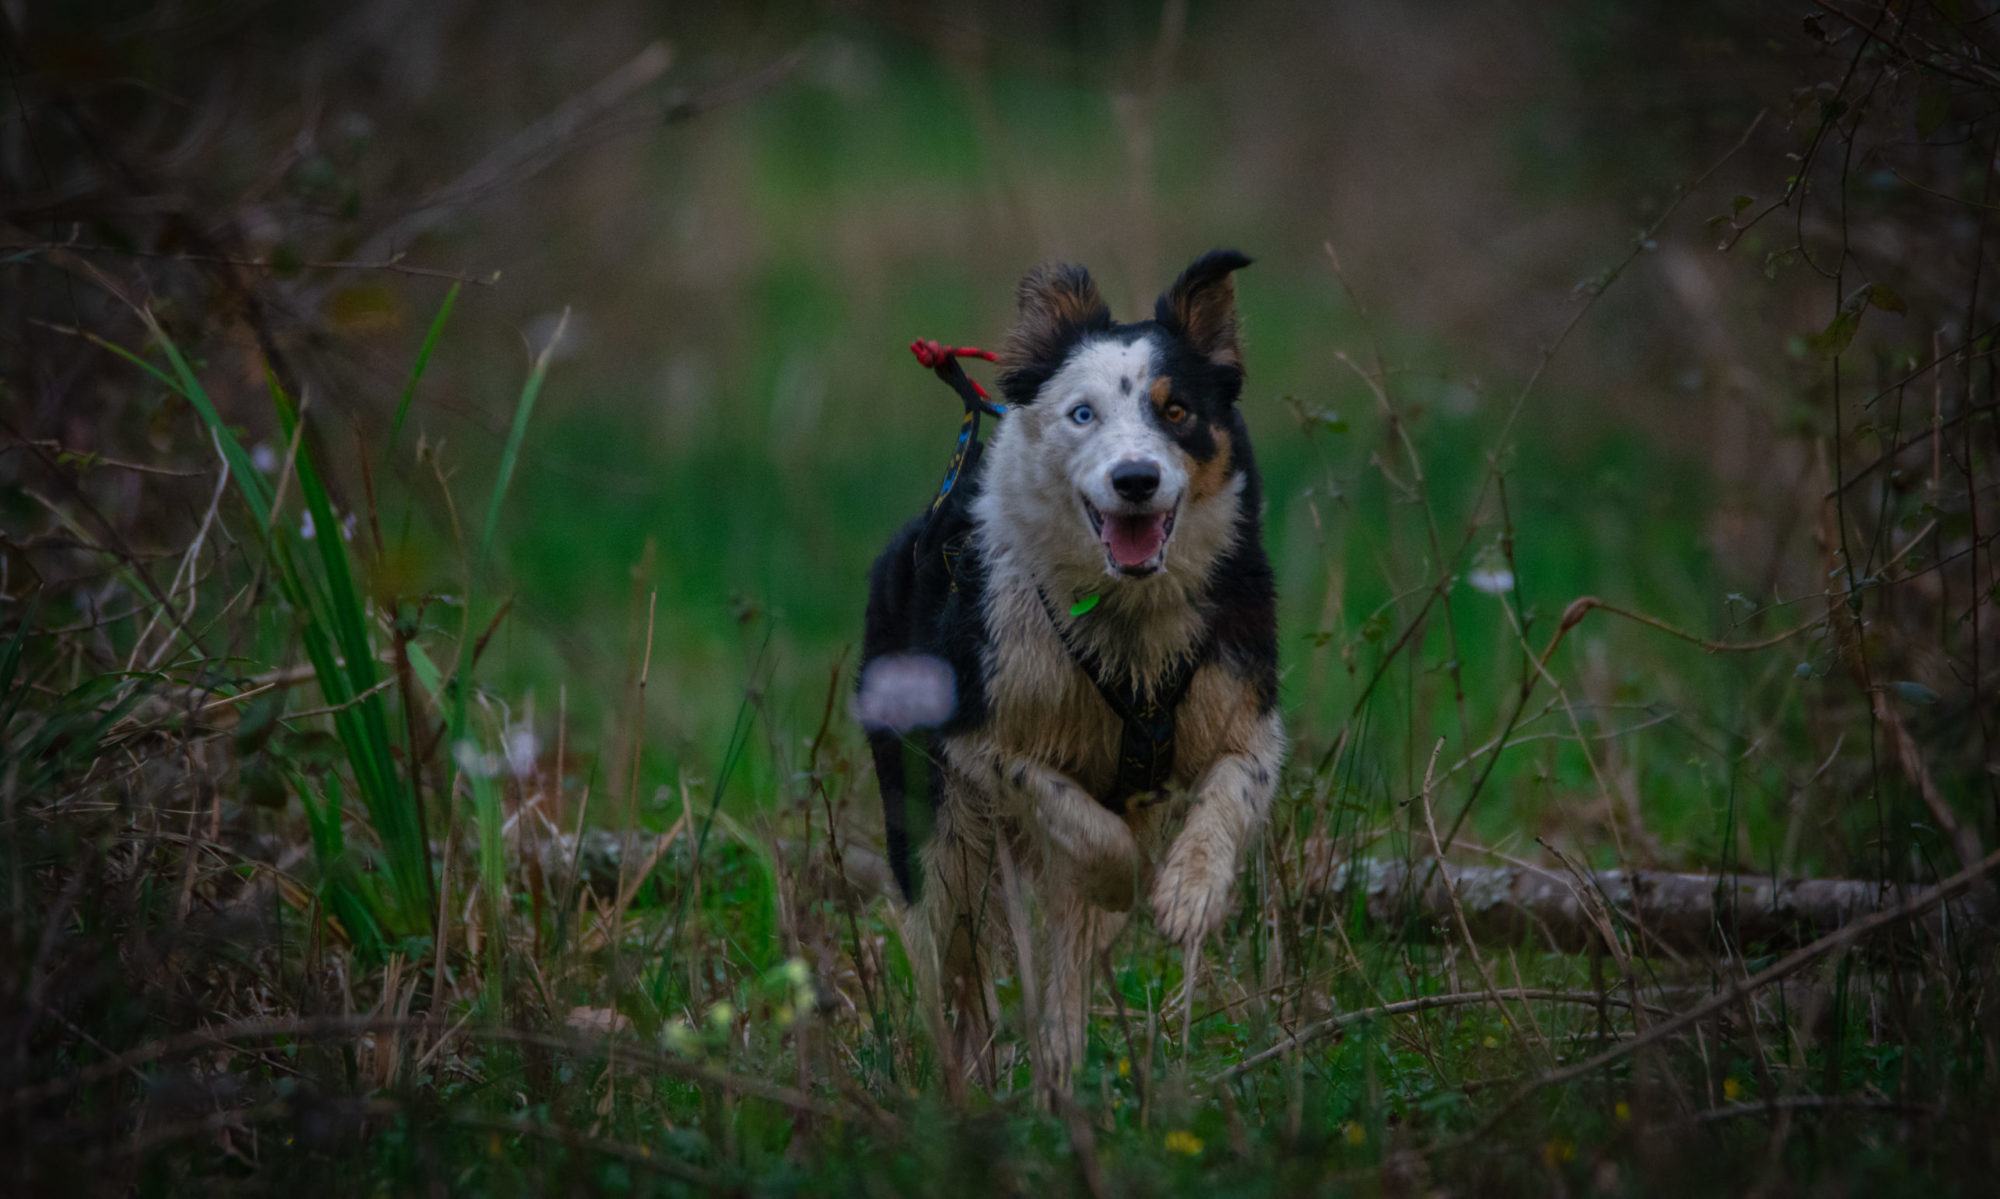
[1163,402,1188,423]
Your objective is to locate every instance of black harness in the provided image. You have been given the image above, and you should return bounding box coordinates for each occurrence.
[1036,587,1208,814]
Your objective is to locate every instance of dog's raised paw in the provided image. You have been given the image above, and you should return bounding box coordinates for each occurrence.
[1149,835,1234,946]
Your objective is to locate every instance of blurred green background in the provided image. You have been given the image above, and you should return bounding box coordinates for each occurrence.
[427,4,1792,864]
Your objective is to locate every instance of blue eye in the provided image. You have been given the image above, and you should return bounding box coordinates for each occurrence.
[1070,404,1095,425]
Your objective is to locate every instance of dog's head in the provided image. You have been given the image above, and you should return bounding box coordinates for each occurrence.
[984,250,1252,586]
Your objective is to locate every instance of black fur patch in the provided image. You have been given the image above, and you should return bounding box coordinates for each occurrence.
[861,449,993,900]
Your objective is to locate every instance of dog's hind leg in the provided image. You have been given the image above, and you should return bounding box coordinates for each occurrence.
[912,801,1008,1086]
[1035,877,1127,1092]
[1151,710,1286,948]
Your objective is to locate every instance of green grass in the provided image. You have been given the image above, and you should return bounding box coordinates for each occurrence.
[12,267,1982,1192]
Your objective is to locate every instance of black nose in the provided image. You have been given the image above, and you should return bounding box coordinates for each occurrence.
[1111,460,1161,502]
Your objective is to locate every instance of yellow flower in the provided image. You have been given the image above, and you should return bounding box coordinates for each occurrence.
[1614,1101,1631,1123]
[1482,1035,1500,1049]
[1542,1136,1575,1166]
[1117,1057,1131,1078]
[1164,1130,1204,1157]
[1344,1121,1366,1147]
[1723,1077,1742,1101]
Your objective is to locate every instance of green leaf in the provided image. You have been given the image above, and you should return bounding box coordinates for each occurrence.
[406,641,444,698]
[1806,285,1904,359]
[1732,193,1755,215]
[1070,593,1101,617]
[1866,284,1908,314]
[1806,310,1859,359]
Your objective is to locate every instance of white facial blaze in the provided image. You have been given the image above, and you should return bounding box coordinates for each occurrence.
[1039,336,1187,515]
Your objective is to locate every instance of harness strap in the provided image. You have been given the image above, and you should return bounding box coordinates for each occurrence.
[1036,587,1207,813]
[931,407,981,512]
[911,339,1004,514]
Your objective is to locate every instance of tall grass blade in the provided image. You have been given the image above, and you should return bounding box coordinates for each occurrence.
[0,590,43,735]
[479,308,567,560]
[272,379,435,936]
[297,771,391,951]
[386,282,461,462]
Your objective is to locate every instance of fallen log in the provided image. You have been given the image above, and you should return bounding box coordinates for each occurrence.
[542,828,1994,956]
[1295,850,1997,955]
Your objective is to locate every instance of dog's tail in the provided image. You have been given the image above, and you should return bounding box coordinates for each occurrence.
[868,728,935,902]
[861,520,957,903]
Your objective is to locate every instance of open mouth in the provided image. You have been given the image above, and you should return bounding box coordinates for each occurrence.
[1081,497,1179,576]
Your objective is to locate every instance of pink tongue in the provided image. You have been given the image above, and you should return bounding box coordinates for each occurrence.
[1104,512,1168,567]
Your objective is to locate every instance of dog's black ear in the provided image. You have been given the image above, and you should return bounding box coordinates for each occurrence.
[1156,249,1251,368]
[1003,262,1111,388]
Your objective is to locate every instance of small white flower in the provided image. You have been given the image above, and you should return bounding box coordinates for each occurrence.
[451,739,501,779]
[503,726,539,780]
[299,510,316,540]
[341,512,357,542]
[1465,544,1515,596]
[251,443,278,473]
[854,653,957,732]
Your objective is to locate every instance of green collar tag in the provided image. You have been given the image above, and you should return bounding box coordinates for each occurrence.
[1069,593,1101,618]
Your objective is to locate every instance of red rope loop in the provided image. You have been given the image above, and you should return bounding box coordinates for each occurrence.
[909,339,1000,401]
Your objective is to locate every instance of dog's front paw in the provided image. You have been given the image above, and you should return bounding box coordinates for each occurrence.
[1150,829,1235,947]
[1042,795,1140,912]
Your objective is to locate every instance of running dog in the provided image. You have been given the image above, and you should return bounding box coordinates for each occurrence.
[857,250,1283,1083]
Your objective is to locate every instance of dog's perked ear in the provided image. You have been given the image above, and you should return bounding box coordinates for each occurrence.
[1156,249,1252,369]
[1000,262,1112,404]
